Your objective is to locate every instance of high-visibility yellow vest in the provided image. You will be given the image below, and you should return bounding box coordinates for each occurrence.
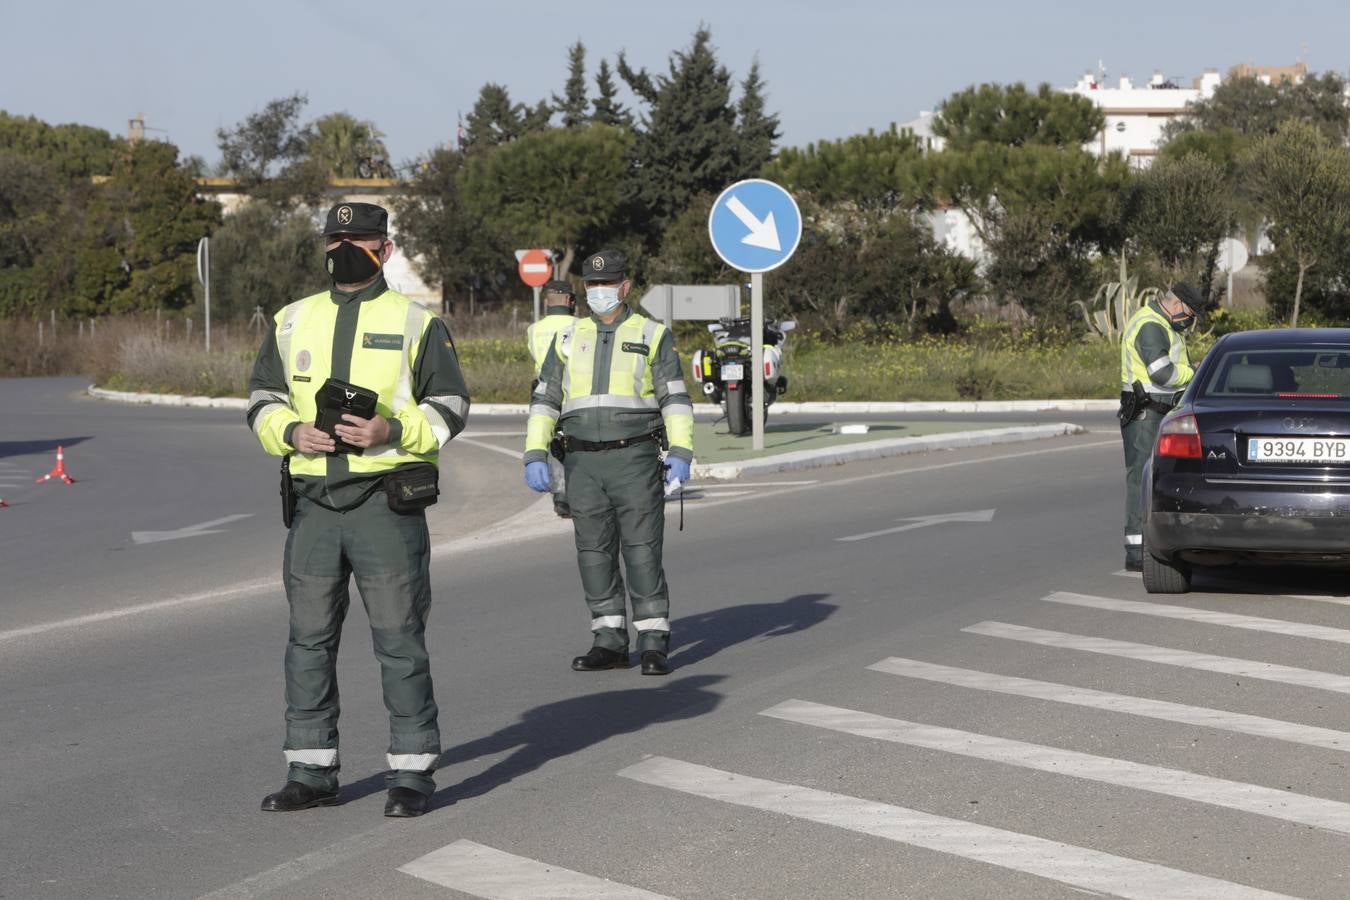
[1120,303,1193,400]
[526,314,574,374]
[525,313,695,454]
[258,288,446,477]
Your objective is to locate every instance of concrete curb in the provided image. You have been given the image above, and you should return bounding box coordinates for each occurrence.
[87,384,1116,415]
[691,423,1087,480]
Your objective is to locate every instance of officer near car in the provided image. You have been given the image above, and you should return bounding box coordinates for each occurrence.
[245,201,470,817]
[1119,281,1199,571]
[522,249,694,676]
[526,280,578,518]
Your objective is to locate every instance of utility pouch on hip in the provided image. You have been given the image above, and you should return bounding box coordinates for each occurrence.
[549,431,566,463]
[384,463,439,514]
[280,457,297,528]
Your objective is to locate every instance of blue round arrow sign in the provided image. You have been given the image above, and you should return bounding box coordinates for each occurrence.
[707,178,802,273]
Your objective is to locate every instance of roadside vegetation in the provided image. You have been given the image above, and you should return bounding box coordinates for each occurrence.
[3,306,1280,403]
[4,29,1350,396]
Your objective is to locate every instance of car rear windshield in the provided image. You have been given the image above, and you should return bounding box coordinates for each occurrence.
[1200,347,1350,398]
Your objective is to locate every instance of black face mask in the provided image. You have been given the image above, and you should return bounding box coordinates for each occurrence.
[1168,307,1196,333]
[326,240,383,284]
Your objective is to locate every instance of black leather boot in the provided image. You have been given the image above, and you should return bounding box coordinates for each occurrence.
[260,780,339,812]
[640,650,671,676]
[571,646,630,671]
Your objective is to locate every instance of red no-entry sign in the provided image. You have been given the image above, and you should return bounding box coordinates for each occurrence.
[517,249,553,287]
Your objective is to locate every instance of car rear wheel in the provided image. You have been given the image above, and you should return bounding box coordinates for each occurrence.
[1143,549,1192,594]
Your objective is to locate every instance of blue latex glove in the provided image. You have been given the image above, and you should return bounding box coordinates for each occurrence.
[524,460,552,492]
[665,457,691,485]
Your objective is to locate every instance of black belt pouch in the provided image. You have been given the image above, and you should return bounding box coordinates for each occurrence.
[385,463,439,513]
[280,457,297,527]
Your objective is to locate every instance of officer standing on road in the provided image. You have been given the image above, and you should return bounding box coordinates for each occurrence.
[527,279,577,370]
[522,249,694,676]
[1119,281,1199,571]
[246,201,470,817]
[526,280,578,518]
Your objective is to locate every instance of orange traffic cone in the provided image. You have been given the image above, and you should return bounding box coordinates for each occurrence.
[35,445,76,485]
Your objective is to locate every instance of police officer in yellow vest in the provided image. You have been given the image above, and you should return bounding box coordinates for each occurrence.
[246,202,470,817]
[1119,281,1198,571]
[526,280,577,518]
[523,249,694,676]
[527,280,577,369]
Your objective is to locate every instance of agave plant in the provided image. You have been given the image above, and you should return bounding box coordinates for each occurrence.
[1072,251,1162,344]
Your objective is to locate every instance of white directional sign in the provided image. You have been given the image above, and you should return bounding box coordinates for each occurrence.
[708,179,802,273]
[835,509,996,543]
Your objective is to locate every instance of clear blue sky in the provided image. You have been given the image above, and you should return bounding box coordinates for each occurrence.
[9,0,1346,168]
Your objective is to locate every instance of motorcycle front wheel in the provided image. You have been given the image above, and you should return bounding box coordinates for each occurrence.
[726,383,751,436]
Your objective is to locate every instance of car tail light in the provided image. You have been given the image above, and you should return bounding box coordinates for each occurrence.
[1157,413,1202,459]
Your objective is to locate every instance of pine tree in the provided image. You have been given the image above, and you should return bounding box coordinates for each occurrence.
[617,27,741,245]
[735,59,780,178]
[553,42,589,129]
[591,59,631,128]
[462,83,524,154]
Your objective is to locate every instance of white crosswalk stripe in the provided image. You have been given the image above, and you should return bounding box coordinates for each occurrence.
[868,657,1350,752]
[618,757,1294,900]
[1044,590,1350,645]
[761,698,1350,835]
[399,840,675,899]
[964,620,1350,694]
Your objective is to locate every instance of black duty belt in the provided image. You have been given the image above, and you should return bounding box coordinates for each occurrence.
[563,429,665,453]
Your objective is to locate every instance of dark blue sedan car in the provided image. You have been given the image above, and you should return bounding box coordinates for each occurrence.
[1143,328,1350,593]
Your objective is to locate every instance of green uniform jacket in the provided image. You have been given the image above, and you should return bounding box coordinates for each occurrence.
[524,306,694,465]
[246,276,471,506]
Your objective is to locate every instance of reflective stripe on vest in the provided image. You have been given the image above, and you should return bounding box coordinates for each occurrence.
[279,289,437,476]
[557,315,667,410]
[1120,305,1190,399]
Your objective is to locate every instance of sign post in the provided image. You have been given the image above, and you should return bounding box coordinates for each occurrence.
[707,179,802,450]
[196,237,211,352]
[1216,237,1249,308]
[515,248,554,322]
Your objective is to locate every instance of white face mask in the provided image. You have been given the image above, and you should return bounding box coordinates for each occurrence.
[585,285,622,315]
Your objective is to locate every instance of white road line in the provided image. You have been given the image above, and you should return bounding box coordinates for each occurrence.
[700,480,818,488]
[1045,591,1350,645]
[618,757,1292,900]
[762,699,1350,835]
[456,437,524,461]
[399,840,675,899]
[869,657,1350,753]
[1285,594,1350,607]
[1113,569,1142,579]
[0,577,280,644]
[965,621,1350,695]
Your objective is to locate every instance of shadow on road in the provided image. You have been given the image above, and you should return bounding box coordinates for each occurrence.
[669,592,837,669]
[0,437,93,459]
[337,674,726,809]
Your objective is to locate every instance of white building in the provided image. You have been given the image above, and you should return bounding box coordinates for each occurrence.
[1067,68,1221,168]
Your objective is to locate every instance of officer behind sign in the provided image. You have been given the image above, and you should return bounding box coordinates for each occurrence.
[246,201,471,817]
[1119,281,1198,571]
[526,280,577,517]
[522,249,694,676]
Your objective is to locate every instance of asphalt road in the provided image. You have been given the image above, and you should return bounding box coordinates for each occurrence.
[6,379,1350,899]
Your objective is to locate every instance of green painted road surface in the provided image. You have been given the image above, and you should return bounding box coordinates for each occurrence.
[692,419,1018,464]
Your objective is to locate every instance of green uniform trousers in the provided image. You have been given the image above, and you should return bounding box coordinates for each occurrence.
[282,491,439,796]
[1121,410,1165,563]
[563,442,671,654]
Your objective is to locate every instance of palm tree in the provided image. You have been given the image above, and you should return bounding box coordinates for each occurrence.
[309,113,392,179]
